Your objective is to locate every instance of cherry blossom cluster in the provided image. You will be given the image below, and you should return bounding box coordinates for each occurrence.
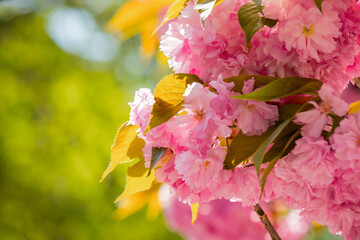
[122,0,360,239]
[160,0,360,91]
[275,85,360,239]
[164,198,310,240]
[130,83,359,240]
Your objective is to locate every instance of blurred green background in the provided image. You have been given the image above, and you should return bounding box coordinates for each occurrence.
[0,0,182,239]
[0,0,345,239]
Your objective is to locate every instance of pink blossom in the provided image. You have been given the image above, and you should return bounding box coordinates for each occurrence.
[276,137,335,188]
[295,84,348,138]
[128,88,155,133]
[263,0,288,20]
[341,83,360,104]
[167,82,232,152]
[164,198,269,240]
[174,148,226,191]
[274,125,360,240]
[160,0,249,82]
[125,1,360,239]
[278,3,341,62]
[234,78,279,136]
[331,112,360,165]
[164,197,310,240]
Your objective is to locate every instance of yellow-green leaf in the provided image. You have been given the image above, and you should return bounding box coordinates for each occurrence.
[262,130,299,164]
[251,0,263,13]
[349,100,360,114]
[238,3,277,44]
[252,118,294,177]
[100,123,145,182]
[224,103,312,170]
[154,0,189,33]
[115,159,156,202]
[260,130,300,199]
[251,102,313,177]
[114,183,162,220]
[195,0,225,25]
[190,202,199,224]
[233,76,322,101]
[224,126,276,169]
[224,75,279,93]
[149,73,201,129]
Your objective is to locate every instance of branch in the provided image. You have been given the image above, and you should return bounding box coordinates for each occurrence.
[253,203,281,240]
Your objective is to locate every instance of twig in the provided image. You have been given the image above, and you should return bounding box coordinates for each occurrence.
[253,203,281,240]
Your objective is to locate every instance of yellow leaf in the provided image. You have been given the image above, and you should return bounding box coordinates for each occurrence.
[140,17,158,56]
[115,159,156,202]
[195,0,225,24]
[100,123,145,182]
[114,192,146,220]
[106,0,173,60]
[191,202,199,224]
[348,100,360,114]
[114,183,161,220]
[145,184,162,218]
[149,73,201,129]
[154,0,189,33]
[157,50,168,64]
[107,0,172,38]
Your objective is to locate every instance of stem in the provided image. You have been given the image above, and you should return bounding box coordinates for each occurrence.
[253,203,282,240]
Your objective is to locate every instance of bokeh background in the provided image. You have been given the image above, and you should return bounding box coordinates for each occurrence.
[0,0,180,239]
[0,0,345,239]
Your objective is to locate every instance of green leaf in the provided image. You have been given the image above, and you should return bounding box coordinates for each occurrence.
[194,0,225,25]
[252,117,294,176]
[259,130,300,199]
[233,76,322,101]
[224,101,315,170]
[148,147,167,176]
[223,75,279,93]
[261,17,277,27]
[278,104,302,122]
[326,115,345,140]
[313,0,324,12]
[238,3,277,44]
[251,0,262,13]
[149,73,201,129]
[100,123,145,182]
[223,126,276,169]
[262,130,300,164]
[251,102,314,178]
[154,0,189,33]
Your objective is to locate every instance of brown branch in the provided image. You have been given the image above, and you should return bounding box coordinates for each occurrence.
[253,203,282,240]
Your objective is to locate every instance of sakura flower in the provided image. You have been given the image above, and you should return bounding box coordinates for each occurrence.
[167,82,232,152]
[174,148,226,191]
[164,197,310,240]
[331,112,360,165]
[263,0,288,20]
[278,3,341,62]
[276,137,335,188]
[160,0,249,82]
[295,84,348,138]
[234,78,279,136]
[164,198,269,240]
[128,88,155,133]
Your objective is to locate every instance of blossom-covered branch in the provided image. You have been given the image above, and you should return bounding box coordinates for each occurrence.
[102,0,360,239]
